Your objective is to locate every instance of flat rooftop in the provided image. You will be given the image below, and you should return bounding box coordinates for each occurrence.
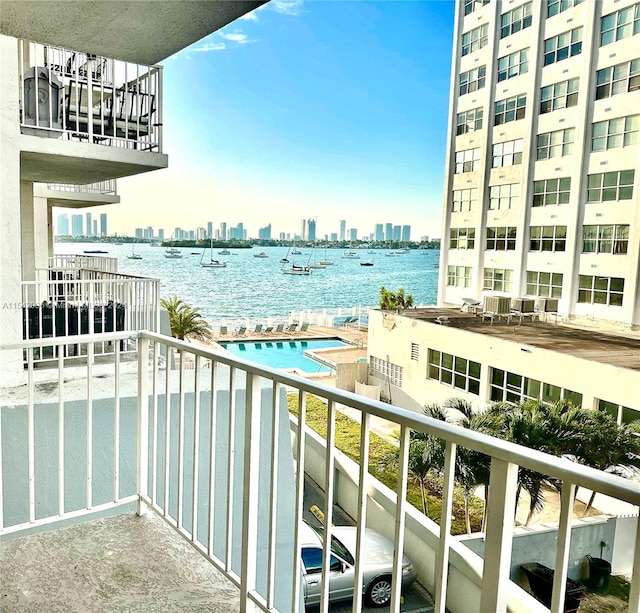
[391,308,640,373]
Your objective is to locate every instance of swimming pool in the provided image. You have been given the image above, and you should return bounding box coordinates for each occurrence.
[219,338,348,373]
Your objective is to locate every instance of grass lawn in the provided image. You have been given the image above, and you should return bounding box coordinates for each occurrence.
[288,393,484,535]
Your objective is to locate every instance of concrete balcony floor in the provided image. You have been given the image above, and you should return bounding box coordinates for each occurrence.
[0,512,240,612]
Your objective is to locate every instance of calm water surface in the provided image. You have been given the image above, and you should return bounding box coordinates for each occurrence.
[57,244,439,322]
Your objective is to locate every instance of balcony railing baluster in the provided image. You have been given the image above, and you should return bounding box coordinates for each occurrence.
[352,411,370,613]
[191,355,201,545]
[392,425,411,611]
[266,381,281,610]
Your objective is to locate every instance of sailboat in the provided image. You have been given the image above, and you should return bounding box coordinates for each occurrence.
[319,246,334,266]
[165,238,182,258]
[201,239,227,268]
[127,244,142,260]
[341,245,360,259]
[308,247,326,269]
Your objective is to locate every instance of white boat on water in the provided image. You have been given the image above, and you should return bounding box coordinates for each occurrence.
[283,264,311,275]
[201,240,227,268]
[254,251,268,258]
[341,250,359,259]
[165,245,182,259]
[127,244,142,260]
[218,249,231,255]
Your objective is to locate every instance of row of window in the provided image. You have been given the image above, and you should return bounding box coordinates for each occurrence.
[450,224,629,254]
[464,0,582,20]
[600,3,640,47]
[447,267,626,306]
[451,170,635,211]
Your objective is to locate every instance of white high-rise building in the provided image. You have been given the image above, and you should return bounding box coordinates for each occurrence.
[438,0,640,331]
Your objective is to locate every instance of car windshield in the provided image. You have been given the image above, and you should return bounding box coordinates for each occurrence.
[309,524,355,566]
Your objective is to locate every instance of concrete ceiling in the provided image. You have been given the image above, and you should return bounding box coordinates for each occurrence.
[0,1,266,65]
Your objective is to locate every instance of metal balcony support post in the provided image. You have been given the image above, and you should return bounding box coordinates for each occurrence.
[240,372,262,613]
[391,425,410,611]
[434,441,457,613]
[480,457,518,613]
[352,412,370,613]
[629,519,640,611]
[136,335,150,516]
[551,482,575,613]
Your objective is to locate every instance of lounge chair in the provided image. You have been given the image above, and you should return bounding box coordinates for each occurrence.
[219,325,228,336]
[234,325,247,337]
[274,324,285,334]
[299,322,310,333]
[252,324,263,334]
[262,325,274,334]
[286,323,298,334]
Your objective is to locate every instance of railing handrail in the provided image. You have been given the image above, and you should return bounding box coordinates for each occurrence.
[5,329,640,507]
[26,271,160,283]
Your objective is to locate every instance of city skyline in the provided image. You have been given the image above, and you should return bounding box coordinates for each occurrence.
[51,1,454,240]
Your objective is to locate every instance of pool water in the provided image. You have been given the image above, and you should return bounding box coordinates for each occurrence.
[219,338,348,373]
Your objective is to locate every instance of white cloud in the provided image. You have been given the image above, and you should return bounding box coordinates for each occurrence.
[239,10,259,22]
[219,31,255,45]
[270,0,305,16]
[190,41,227,53]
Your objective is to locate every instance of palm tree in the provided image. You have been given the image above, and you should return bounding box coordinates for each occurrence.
[160,295,213,342]
[378,286,415,310]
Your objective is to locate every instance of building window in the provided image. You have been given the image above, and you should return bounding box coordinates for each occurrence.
[533,177,571,207]
[455,147,482,173]
[370,356,403,388]
[452,188,478,212]
[449,227,476,249]
[489,183,520,210]
[483,268,513,292]
[497,48,529,82]
[600,3,640,47]
[494,94,526,125]
[456,107,484,135]
[464,0,491,16]
[486,227,517,251]
[543,27,583,66]
[529,226,567,252]
[526,271,563,298]
[582,225,629,254]
[490,368,582,406]
[547,0,584,18]
[587,170,635,202]
[536,128,575,160]
[596,59,640,100]
[598,399,640,427]
[540,78,579,114]
[592,115,639,152]
[492,139,523,167]
[428,350,481,395]
[462,24,489,56]
[500,2,533,39]
[578,275,625,306]
[447,265,473,288]
[460,66,486,95]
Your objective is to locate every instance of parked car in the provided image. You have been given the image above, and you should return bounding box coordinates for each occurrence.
[300,520,417,608]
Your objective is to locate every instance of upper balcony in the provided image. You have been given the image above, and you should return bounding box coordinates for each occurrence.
[38,179,120,208]
[17,40,168,185]
[1,330,639,612]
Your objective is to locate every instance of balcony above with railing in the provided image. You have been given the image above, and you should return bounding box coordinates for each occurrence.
[17,41,168,184]
[37,179,120,208]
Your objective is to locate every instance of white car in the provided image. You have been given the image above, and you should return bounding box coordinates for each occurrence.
[300,521,417,608]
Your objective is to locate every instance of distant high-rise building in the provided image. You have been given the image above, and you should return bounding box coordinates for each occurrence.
[374,224,384,241]
[259,224,272,240]
[71,214,83,236]
[237,223,244,241]
[393,225,401,241]
[57,213,69,236]
[349,228,357,242]
[144,226,154,239]
[307,219,316,242]
[135,228,143,239]
[421,235,429,243]
[99,213,107,237]
[339,220,346,241]
[93,220,98,235]
[330,233,337,242]
[279,232,286,240]
[158,229,165,241]
[188,230,195,240]
[196,227,206,240]
[207,221,213,239]
[301,219,307,241]
[220,222,227,241]
[401,225,411,242]
[384,223,393,241]
[85,212,92,236]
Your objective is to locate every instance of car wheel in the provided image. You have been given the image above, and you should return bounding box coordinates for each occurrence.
[365,575,393,607]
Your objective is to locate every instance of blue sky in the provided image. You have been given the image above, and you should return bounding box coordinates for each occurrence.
[108,0,455,240]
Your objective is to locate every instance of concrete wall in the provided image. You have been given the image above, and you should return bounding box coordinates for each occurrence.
[1,382,301,611]
[367,309,640,415]
[291,415,546,613]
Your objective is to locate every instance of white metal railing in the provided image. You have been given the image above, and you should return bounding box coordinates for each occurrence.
[18,40,163,152]
[1,331,640,613]
[46,254,118,273]
[20,276,159,361]
[46,179,118,195]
